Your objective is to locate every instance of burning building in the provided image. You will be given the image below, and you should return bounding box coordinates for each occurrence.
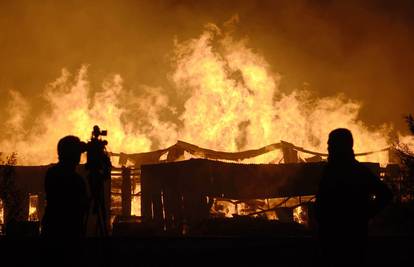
[0,139,401,236]
[111,140,400,235]
[0,12,411,237]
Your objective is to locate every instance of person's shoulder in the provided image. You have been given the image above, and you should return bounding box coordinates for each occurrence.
[44,164,60,187]
[46,163,58,173]
[46,164,60,175]
[353,160,368,171]
[354,160,372,170]
[45,163,70,179]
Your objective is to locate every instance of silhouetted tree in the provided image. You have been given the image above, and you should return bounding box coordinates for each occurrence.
[397,115,414,201]
[0,153,23,224]
[406,114,414,134]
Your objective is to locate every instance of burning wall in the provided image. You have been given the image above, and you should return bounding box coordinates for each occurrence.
[116,140,393,224]
[140,159,384,232]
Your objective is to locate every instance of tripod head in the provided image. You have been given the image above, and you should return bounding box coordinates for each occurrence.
[92,125,107,139]
[85,125,111,179]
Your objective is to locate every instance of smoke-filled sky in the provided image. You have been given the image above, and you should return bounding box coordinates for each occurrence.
[1,0,413,135]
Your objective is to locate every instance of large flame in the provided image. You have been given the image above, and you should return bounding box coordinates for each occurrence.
[1,68,175,165]
[1,22,393,165]
[172,23,390,164]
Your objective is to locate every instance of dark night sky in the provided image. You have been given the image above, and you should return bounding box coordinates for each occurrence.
[0,0,413,134]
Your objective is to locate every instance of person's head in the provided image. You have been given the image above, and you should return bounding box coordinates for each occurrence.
[57,135,85,166]
[327,128,355,162]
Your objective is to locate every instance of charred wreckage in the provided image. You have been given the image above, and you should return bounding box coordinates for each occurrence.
[0,139,406,237]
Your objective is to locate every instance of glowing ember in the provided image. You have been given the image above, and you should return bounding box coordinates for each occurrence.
[293,206,307,225]
[0,199,4,225]
[131,184,141,217]
[28,194,39,222]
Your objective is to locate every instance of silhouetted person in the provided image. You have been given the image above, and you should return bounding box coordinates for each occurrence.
[315,128,392,266]
[41,136,88,238]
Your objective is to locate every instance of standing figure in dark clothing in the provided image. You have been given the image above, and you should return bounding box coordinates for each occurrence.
[315,128,393,266]
[41,135,89,237]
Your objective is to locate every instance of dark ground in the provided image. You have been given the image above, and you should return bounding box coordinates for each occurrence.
[1,203,412,266]
[0,235,412,266]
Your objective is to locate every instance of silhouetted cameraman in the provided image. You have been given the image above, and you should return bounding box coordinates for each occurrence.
[41,135,88,237]
[315,128,393,266]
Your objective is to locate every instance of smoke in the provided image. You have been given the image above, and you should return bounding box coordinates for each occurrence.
[1,0,413,131]
[5,90,30,136]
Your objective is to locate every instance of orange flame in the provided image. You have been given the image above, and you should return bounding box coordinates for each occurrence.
[0,22,398,167]
[28,194,39,221]
[0,199,4,225]
[172,24,391,164]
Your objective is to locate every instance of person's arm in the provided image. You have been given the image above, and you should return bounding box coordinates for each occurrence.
[315,170,329,224]
[44,167,59,207]
[44,169,52,200]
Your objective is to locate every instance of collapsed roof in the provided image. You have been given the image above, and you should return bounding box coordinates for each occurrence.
[112,140,390,167]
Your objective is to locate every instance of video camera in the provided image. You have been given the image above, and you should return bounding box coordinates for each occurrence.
[92,125,107,139]
[84,125,112,180]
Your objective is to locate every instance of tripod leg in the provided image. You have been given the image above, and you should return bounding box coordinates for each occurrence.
[95,198,108,237]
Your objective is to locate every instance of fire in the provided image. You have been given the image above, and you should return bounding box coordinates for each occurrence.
[398,135,414,151]
[0,198,4,225]
[0,20,404,220]
[293,206,307,225]
[172,23,391,165]
[28,194,39,221]
[0,22,392,165]
[0,69,176,165]
[131,184,141,216]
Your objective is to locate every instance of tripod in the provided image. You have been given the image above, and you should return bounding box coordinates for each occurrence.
[83,125,112,236]
[89,170,109,236]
